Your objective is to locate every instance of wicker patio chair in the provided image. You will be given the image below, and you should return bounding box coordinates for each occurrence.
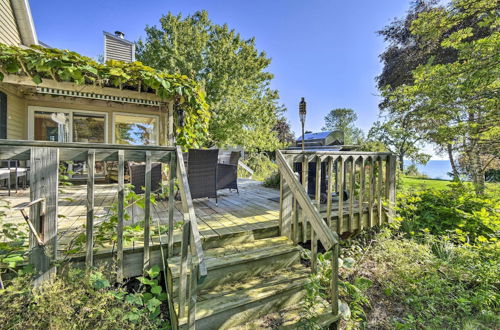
[187,149,219,203]
[128,162,162,195]
[217,151,240,193]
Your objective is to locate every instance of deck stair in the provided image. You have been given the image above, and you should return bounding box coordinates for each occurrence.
[167,236,320,329]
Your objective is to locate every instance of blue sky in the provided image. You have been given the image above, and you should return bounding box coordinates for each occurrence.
[30,0,425,152]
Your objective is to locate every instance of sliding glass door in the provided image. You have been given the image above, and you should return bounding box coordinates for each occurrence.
[33,110,70,142]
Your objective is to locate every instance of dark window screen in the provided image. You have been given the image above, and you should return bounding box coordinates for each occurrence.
[0,91,6,139]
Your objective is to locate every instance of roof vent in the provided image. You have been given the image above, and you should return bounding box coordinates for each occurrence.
[103,31,135,63]
[114,31,125,39]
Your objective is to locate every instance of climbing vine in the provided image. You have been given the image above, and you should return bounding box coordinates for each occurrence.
[0,44,210,148]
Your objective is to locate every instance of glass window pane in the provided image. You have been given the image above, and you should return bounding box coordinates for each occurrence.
[73,112,106,143]
[34,111,70,142]
[114,114,158,145]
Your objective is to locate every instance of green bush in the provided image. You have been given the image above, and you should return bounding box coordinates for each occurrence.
[356,232,500,328]
[0,267,171,329]
[244,153,277,181]
[263,171,280,189]
[395,183,499,244]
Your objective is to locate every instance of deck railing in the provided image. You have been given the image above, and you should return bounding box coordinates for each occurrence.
[277,149,396,320]
[0,140,205,328]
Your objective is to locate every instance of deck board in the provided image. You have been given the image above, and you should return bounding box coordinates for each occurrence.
[1,178,378,258]
[1,179,282,253]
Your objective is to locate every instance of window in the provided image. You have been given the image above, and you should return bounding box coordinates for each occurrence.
[33,110,70,142]
[114,114,158,145]
[73,112,106,143]
[0,91,6,139]
[30,107,108,143]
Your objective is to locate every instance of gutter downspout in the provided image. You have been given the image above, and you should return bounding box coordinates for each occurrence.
[11,0,38,46]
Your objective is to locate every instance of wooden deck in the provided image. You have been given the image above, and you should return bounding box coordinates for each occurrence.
[1,179,281,254]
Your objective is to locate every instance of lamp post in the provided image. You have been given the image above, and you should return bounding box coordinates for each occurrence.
[175,101,185,128]
[299,97,307,152]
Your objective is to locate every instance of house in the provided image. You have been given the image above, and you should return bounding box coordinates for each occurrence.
[0,0,178,147]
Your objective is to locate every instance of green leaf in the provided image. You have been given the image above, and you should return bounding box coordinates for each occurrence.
[138,276,156,286]
[147,265,161,279]
[151,285,162,295]
[146,297,161,312]
[125,293,143,305]
[32,75,42,84]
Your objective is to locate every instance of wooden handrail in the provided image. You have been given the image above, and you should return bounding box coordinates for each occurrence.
[175,146,207,328]
[175,146,207,279]
[276,150,338,250]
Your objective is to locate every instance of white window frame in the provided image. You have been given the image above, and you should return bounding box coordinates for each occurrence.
[28,106,109,143]
[112,112,160,146]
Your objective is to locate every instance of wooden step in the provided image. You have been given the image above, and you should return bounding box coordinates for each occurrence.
[178,265,311,329]
[234,299,339,329]
[168,237,300,294]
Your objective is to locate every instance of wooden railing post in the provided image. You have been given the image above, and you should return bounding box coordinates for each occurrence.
[326,156,334,228]
[311,156,321,273]
[337,157,344,234]
[301,156,309,243]
[369,157,375,227]
[178,221,190,318]
[143,151,152,272]
[29,147,59,285]
[281,166,293,239]
[386,155,396,222]
[86,149,95,267]
[116,150,125,282]
[168,152,177,257]
[348,157,355,232]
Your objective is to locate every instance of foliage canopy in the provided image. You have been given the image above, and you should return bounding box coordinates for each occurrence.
[136,10,285,151]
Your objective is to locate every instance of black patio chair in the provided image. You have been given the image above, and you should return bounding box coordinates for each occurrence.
[187,149,219,203]
[217,151,240,193]
[128,162,162,195]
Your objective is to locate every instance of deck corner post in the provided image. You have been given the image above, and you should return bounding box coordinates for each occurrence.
[86,149,96,268]
[116,149,125,282]
[143,151,152,273]
[29,147,59,285]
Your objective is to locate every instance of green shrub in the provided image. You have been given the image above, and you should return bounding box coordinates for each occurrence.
[395,183,499,244]
[263,171,280,189]
[244,153,277,181]
[356,233,500,328]
[0,267,171,329]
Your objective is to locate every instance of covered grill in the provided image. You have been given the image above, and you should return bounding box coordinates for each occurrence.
[290,131,351,202]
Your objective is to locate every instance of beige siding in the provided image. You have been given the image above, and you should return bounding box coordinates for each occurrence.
[0,0,22,46]
[0,86,27,139]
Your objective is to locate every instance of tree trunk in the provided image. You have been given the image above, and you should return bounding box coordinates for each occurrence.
[399,154,404,172]
[471,149,486,195]
[447,144,460,181]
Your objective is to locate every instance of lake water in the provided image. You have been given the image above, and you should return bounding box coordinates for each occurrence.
[404,160,452,180]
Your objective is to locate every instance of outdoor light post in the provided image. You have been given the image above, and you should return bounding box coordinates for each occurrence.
[299,97,307,152]
[175,101,185,128]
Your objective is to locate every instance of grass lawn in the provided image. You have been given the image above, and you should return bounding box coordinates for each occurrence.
[400,176,452,190]
[400,175,500,195]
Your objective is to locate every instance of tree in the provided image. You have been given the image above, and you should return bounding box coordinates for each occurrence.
[273,117,295,146]
[368,116,430,171]
[383,0,499,195]
[136,10,283,152]
[322,108,364,144]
